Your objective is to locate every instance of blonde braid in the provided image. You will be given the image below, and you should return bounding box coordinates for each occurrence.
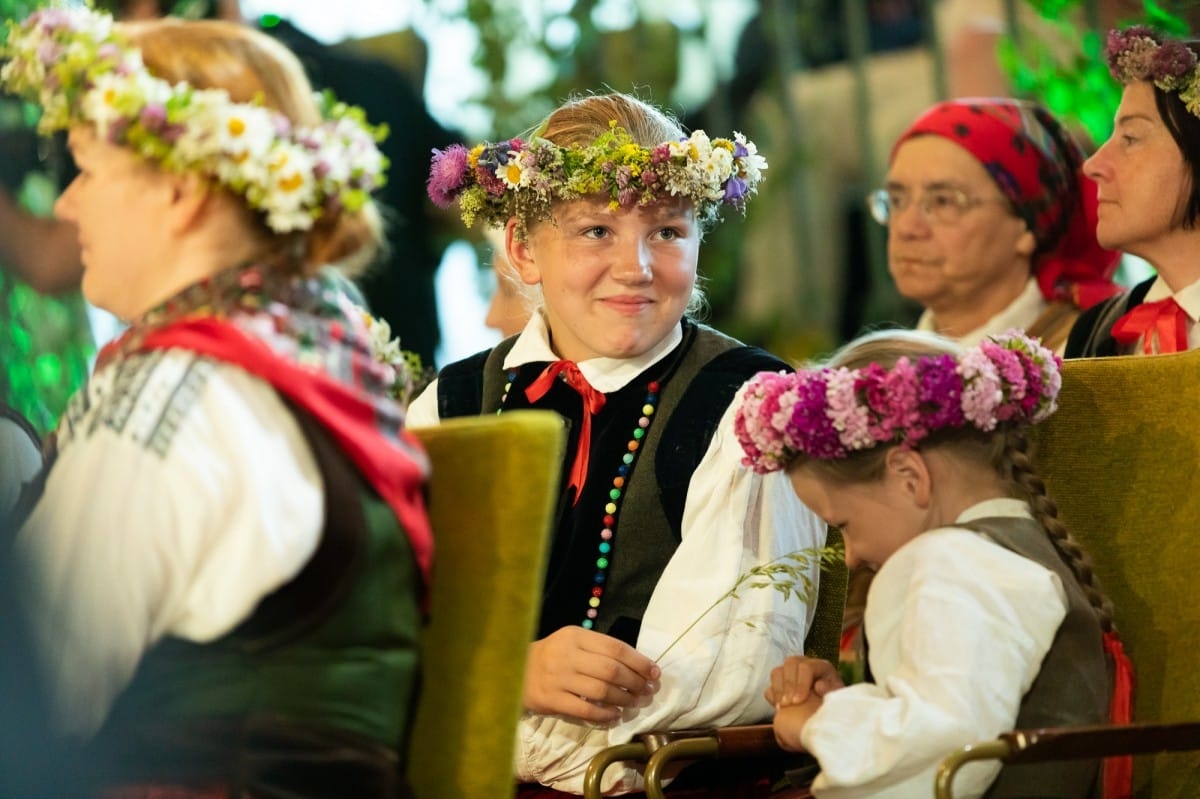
[999,426,1116,632]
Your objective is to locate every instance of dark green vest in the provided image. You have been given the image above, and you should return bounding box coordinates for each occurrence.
[970,516,1109,799]
[87,406,422,797]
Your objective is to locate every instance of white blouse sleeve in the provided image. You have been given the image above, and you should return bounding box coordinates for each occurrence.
[16,354,324,739]
[405,378,441,428]
[800,529,1068,799]
[516,387,830,793]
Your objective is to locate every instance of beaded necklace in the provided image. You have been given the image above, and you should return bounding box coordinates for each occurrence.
[499,367,662,629]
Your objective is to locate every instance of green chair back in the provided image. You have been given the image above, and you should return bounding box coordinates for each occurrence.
[1031,351,1200,797]
[407,411,564,799]
[805,526,847,664]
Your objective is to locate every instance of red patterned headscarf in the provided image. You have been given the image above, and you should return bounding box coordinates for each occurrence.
[891,99,1121,310]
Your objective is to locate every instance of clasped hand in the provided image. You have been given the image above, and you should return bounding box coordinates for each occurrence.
[523,627,661,723]
[764,655,844,751]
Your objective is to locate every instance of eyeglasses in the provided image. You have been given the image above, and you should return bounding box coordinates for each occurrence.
[866,187,1012,226]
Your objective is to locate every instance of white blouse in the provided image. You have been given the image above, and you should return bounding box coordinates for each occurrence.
[801,498,1069,799]
[16,350,324,739]
[409,313,829,794]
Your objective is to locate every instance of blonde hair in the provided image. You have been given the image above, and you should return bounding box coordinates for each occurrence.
[119,18,383,277]
[527,92,708,317]
[792,329,1116,632]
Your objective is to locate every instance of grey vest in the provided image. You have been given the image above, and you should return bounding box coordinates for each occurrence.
[969,516,1109,799]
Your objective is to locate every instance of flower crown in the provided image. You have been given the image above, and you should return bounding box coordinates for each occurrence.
[734,330,1062,473]
[1105,25,1200,117]
[426,121,767,234]
[0,5,388,233]
[359,310,424,405]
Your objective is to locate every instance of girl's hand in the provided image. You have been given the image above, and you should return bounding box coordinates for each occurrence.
[523,627,661,722]
[765,655,844,707]
[773,697,821,752]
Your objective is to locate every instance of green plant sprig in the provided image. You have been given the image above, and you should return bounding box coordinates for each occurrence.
[654,543,843,665]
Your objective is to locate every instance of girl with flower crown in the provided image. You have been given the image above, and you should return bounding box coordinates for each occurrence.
[3,7,431,797]
[1067,26,1200,357]
[735,329,1131,799]
[410,92,828,796]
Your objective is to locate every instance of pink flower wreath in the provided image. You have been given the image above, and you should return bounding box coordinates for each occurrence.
[733,330,1063,473]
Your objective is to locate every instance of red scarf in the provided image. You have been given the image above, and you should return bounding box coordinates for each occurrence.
[127,318,432,585]
[893,100,1121,310]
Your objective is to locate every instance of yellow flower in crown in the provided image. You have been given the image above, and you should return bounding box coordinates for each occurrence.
[427,121,769,237]
[0,3,390,234]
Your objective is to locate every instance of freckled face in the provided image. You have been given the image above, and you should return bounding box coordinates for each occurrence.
[509,196,699,362]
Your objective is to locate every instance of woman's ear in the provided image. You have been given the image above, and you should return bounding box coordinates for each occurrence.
[505,218,542,287]
[165,172,212,235]
[885,447,933,508]
[1016,225,1037,258]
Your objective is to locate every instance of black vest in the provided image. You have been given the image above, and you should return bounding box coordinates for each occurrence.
[436,320,788,644]
[1064,277,1153,358]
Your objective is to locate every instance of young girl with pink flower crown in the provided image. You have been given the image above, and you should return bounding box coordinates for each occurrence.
[734,328,1133,799]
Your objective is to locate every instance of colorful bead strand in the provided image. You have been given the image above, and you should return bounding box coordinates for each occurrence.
[582,380,660,629]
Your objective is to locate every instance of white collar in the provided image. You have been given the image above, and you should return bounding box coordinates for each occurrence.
[1143,275,1200,322]
[956,497,1035,524]
[916,278,1046,347]
[502,311,684,394]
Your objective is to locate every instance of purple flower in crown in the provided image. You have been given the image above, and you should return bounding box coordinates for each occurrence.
[1151,40,1198,83]
[917,354,965,431]
[733,140,749,158]
[787,373,845,459]
[139,103,167,134]
[474,141,513,196]
[723,175,749,206]
[1107,26,1163,82]
[427,144,470,206]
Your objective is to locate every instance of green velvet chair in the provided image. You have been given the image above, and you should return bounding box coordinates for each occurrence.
[407,411,565,799]
[935,350,1200,798]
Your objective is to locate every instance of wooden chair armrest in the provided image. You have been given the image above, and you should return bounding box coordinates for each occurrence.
[935,722,1200,799]
[1000,721,1200,763]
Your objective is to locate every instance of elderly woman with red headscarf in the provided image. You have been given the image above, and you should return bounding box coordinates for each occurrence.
[870,97,1122,354]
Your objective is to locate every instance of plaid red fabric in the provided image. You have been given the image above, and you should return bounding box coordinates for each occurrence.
[97,263,433,587]
[892,99,1121,311]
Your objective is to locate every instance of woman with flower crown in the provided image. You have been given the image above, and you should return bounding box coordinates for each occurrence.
[2,6,432,797]
[411,92,828,796]
[1067,26,1200,357]
[735,328,1131,799]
